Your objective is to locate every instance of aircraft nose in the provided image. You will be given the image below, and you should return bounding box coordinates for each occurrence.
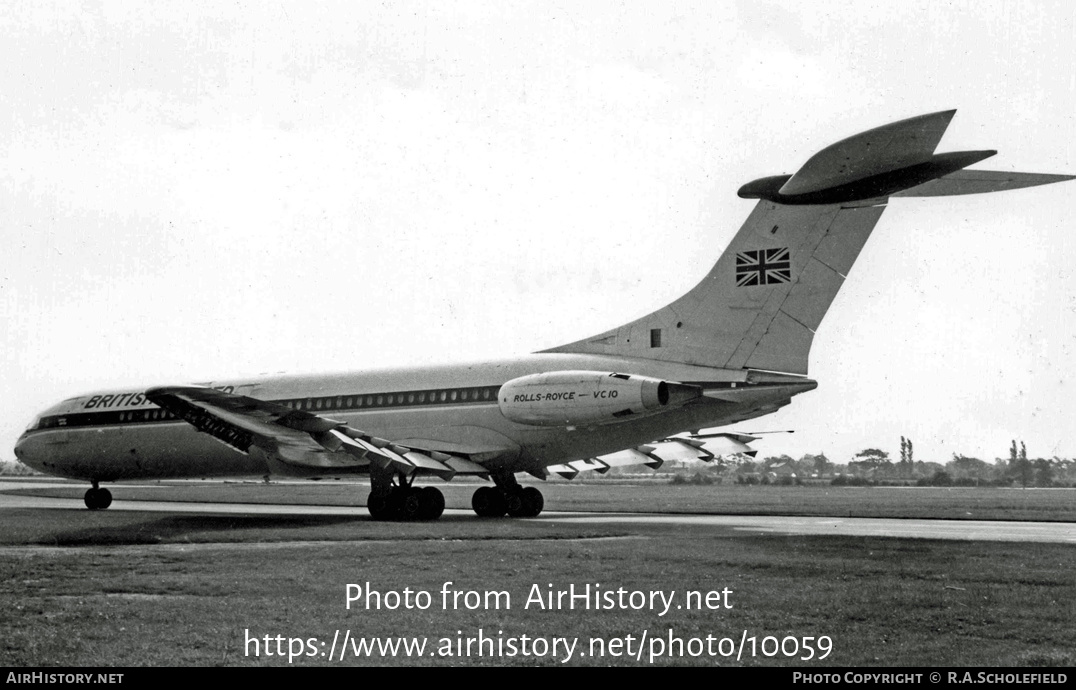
[13,434,37,469]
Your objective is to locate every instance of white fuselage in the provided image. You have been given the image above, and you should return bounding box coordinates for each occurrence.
[15,352,811,483]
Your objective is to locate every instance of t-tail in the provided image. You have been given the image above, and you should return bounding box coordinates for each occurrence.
[542,110,1073,375]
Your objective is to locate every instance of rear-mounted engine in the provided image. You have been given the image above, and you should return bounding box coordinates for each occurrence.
[497,370,700,427]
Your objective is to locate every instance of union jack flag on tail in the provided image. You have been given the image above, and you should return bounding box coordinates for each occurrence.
[735,247,791,287]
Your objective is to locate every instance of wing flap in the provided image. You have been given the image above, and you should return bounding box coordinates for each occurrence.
[547,446,659,480]
[440,455,491,476]
[546,431,761,479]
[652,438,716,462]
[683,431,762,457]
[403,451,456,481]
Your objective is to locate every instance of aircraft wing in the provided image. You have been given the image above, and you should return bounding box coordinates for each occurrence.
[144,386,490,479]
[546,434,757,480]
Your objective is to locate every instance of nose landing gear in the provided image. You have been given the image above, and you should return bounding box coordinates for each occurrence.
[84,481,112,510]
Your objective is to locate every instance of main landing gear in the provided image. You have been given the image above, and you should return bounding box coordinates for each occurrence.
[471,473,544,518]
[84,481,112,510]
[366,474,445,521]
[365,467,543,520]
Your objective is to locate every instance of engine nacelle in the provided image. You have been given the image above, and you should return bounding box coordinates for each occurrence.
[498,371,701,427]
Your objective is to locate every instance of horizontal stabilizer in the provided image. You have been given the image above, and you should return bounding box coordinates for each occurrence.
[893,169,1076,197]
[779,110,955,196]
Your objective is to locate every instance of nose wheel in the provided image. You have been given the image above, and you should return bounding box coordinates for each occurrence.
[84,484,112,510]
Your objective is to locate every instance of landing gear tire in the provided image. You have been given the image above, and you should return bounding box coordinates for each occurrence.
[84,487,112,510]
[472,486,542,518]
[367,492,393,520]
[506,487,544,518]
[521,486,544,517]
[472,486,507,518]
[419,487,445,520]
[369,486,445,521]
[400,489,424,520]
[504,490,525,517]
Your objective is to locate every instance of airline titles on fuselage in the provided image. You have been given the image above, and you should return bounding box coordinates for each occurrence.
[83,386,237,409]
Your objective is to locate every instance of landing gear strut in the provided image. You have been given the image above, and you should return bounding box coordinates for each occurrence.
[472,473,543,518]
[84,481,112,510]
[366,471,445,521]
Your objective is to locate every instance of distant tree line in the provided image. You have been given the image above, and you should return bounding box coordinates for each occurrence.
[716,437,1075,487]
[656,436,1076,488]
[0,460,41,476]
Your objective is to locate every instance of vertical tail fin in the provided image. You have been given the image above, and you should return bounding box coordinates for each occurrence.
[542,110,1073,375]
[542,197,886,374]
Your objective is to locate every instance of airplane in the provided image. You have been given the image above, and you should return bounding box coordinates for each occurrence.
[13,110,1073,520]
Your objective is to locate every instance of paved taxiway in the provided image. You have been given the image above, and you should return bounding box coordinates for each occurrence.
[3,480,1074,544]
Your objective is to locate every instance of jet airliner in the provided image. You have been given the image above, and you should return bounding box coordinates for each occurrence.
[14,111,1073,519]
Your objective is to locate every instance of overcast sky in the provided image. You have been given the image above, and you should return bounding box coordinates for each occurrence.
[2,1,1074,466]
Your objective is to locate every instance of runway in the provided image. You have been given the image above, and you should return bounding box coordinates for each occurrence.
[3,479,1074,544]
[541,514,1076,543]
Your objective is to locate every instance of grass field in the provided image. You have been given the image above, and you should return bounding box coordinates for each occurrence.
[0,480,1073,667]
